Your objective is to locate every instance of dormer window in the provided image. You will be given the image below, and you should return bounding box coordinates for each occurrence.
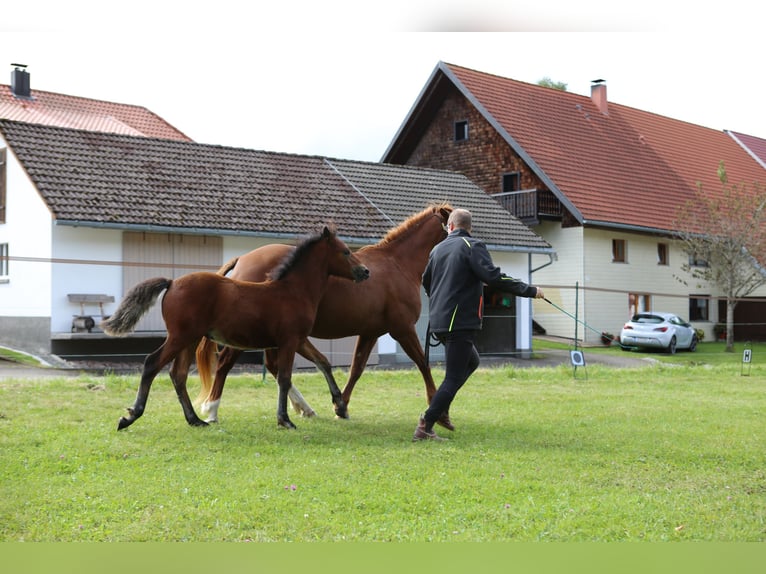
[454,120,468,142]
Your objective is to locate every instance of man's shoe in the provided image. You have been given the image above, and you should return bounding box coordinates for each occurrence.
[436,412,455,431]
[412,415,447,442]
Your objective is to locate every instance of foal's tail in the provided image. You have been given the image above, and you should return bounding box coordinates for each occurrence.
[100,277,172,336]
[192,256,237,404]
[195,337,218,404]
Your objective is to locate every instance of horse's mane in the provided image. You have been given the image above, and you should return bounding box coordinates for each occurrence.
[359,202,453,252]
[269,225,337,281]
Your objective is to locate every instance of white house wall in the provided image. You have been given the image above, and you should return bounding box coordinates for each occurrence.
[582,228,719,342]
[530,222,585,341]
[529,223,729,344]
[0,140,53,318]
[51,226,123,333]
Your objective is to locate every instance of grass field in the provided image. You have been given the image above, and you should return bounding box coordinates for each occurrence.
[1,341,764,542]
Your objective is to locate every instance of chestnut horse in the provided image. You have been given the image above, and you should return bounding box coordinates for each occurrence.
[101,226,369,430]
[196,203,454,429]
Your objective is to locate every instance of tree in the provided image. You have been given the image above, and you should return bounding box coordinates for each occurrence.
[537,77,567,91]
[674,161,766,351]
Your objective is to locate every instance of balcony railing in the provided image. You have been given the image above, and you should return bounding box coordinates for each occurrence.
[491,189,561,223]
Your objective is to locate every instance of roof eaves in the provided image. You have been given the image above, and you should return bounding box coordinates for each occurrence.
[484,243,556,254]
[53,219,378,246]
[582,219,677,236]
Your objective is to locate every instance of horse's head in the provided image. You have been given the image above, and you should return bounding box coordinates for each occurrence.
[321,226,370,283]
[436,204,453,237]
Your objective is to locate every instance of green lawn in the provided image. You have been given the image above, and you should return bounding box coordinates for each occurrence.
[1,351,763,542]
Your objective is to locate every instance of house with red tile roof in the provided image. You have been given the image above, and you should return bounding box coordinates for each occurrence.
[0,65,551,365]
[383,62,766,344]
[1,65,192,141]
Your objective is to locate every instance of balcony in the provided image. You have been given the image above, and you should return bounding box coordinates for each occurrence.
[491,189,562,224]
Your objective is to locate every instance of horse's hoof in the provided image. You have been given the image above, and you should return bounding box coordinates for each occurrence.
[204,417,219,424]
[189,419,209,428]
[117,417,132,431]
[278,420,297,430]
[301,410,317,418]
[436,414,455,431]
[334,409,350,420]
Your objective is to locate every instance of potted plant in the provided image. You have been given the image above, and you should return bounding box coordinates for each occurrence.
[713,323,726,341]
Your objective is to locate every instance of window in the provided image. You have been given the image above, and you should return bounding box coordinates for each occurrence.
[0,243,8,277]
[689,295,709,321]
[502,172,521,193]
[657,242,668,265]
[0,148,6,223]
[612,239,627,263]
[454,120,468,142]
[628,293,651,317]
[689,253,709,267]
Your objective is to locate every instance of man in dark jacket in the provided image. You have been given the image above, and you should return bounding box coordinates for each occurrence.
[413,208,545,441]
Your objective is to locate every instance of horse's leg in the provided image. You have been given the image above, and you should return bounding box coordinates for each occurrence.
[339,335,377,408]
[170,344,208,427]
[295,339,347,418]
[275,348,298,430]
[201,346,242,423]
[265,348,317,418]
[118,341,175,430]
[395,327,454,431]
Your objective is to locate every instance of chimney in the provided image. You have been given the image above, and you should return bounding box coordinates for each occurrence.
[591,79,607,115]
[11,63,31,99]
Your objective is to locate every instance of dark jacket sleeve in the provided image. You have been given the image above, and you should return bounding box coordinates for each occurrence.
[469,240,538,298]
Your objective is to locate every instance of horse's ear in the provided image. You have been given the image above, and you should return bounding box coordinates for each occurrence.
[440,206,452,223]
[322,225,332,238]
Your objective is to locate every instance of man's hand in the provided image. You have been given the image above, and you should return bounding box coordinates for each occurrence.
[535,287,545,299]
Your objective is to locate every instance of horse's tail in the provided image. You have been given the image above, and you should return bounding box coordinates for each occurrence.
[195,337,218,404]
[217,256,239,276]
[100,277,172,336]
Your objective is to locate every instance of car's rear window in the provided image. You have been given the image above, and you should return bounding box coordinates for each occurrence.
[632,314,664,324]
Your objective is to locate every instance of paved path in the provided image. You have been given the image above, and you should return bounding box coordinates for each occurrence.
[0,346,652,380]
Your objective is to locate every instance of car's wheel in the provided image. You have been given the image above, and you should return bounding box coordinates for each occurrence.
[667,335,677,354]
[688,335,698,352]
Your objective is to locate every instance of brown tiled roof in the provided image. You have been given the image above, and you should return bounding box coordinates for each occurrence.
[728,131,766,169]
[328,159,549,248]
[0,84,191,141]
[0,120,551,251]
[398,62,766,233]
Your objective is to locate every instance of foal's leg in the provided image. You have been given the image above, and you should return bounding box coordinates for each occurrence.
[395,327,454,431]
[275,347,298,430]
[170,344,208,427]
[294,339,347,419]
[118,342,174,430]
[265,348,317,418]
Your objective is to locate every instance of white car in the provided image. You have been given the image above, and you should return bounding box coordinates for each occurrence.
[619,312,698,354]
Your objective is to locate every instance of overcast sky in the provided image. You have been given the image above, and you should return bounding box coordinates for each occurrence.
[2,1,762,162]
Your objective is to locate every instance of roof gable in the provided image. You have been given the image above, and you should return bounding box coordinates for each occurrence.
[0,120,550,251]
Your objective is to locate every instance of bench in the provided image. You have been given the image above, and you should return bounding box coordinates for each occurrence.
[67,294,115,333]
